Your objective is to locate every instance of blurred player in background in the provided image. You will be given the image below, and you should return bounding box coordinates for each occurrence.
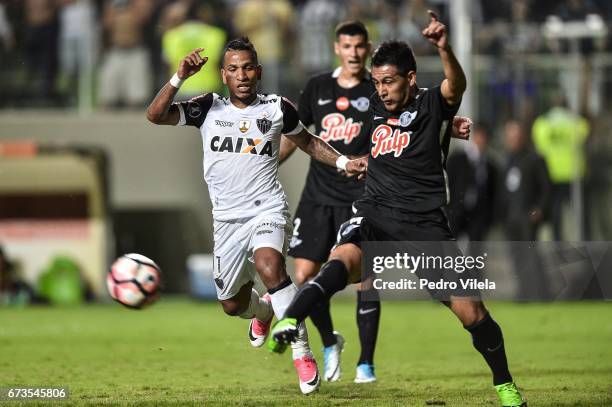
[146,37,367,394]
[279,20,473,384]
[270,12,526,407]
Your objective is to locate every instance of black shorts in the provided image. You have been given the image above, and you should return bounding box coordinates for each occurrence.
[288,201,353,263]
[336,201,479,300]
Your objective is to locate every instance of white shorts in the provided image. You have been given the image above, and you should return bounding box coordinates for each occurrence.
[212,210,292,300]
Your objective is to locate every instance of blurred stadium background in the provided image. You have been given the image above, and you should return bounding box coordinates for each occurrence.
[2,0,612,302]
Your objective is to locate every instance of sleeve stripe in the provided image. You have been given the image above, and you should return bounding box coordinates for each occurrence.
[283,120,304,136]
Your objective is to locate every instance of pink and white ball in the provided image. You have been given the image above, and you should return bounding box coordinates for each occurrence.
[107,253,161,309]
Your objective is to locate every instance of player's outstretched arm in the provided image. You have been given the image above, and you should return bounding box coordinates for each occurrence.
[422,10,466,106]
[286,128,367,176]
[146,48,208,125]
[278,135,298,164]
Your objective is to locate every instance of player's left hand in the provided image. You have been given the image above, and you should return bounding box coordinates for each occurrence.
[422,10,449,50]
[451,116,473,140]
[345,156,368,180]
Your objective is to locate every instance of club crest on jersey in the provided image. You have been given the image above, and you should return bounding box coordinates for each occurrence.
[188,102,201,118]
[371,124,411,158]
[350,97,370,112]
[256,113,272,135]
[239,120,251,133]
[210,136,273,156]
[319,113,362,145]
[399,110,417,127]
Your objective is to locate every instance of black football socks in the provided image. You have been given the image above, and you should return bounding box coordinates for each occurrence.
[466,313,513,385]
[285,259,349,323]
[309,298,337,347]
[356,289,381,365]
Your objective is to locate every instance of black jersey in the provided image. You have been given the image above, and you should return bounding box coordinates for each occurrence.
[298,69,375,206]
[358,86,460,213]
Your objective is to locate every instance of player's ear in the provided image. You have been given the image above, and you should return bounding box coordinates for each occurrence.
[256,65,262,81]
[408,71,417,87]
[221,67,227,85]
[334,40,340,56]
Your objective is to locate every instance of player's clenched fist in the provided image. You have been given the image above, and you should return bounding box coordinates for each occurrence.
[178,48,208,80]
[421,10,449,50]
[346,156,368,178]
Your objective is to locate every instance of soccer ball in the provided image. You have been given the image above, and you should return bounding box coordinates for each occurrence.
[107,253,162,309]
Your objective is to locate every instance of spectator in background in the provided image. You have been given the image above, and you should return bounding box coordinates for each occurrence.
[232,0,294,93]
[98,0,154,109]
[0,0,15,53]
[24,0,59,103]
[500,120,551,299]
[532,96,590,240]
[162,1,227,99]
[501,120,550,241]
[446,124,499,242]
[298,0,344,78]
[57,0,97,106]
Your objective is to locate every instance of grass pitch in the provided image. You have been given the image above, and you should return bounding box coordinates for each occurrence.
[0,299,611,406]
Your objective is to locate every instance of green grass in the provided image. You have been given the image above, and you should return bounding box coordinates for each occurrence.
[0,299,611,406]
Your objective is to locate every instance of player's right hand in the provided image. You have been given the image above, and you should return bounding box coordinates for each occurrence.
[178,48,208,80]
[345,156,368,180]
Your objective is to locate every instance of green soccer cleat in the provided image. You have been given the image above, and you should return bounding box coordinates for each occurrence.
[267,318,299,354]
[495,382,527,407]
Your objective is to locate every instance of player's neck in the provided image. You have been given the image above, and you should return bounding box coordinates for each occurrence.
[229,93,257,109]
[336,68,366,89]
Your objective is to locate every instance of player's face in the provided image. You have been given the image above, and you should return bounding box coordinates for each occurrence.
[371,64,416,113]
[335,34,370,75]
[221,50,262,103]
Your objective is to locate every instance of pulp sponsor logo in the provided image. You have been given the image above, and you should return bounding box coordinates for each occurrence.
[319,113,362,144]
[371,124,411,158]
[210,136,273,156]
[336,97,350,111]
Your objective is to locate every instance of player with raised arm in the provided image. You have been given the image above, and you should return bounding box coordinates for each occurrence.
[146,37,367,395]
[279,20,473,384]
[269,12,526,406]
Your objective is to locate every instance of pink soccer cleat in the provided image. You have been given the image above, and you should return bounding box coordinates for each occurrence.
[293,354,321,395]
[248,293,273,347]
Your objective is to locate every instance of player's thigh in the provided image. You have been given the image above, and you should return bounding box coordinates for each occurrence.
[293,258,321,285]
[288,202,336,263]
[212,220,253,301]
[249,211,291,289]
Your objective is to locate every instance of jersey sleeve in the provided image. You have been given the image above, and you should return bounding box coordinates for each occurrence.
[426,86,461,120]
[172,93,214,128]
[297,77,315,127]
[281,97,304,136]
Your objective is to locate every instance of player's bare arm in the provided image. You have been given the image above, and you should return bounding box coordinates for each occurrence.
[278,135,298,164]
[422,11,466,106]
[286,128,367,176]
[146,48,208,125]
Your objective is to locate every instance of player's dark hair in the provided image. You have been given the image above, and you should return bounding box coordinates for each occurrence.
[223,36,258,65]
[335,20,369,42]
[371,40,417,76]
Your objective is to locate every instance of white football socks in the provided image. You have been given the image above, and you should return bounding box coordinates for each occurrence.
[239,289,273,322]
[269,281,312,359]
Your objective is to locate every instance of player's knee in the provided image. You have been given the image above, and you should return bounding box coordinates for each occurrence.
[294,263,320,286]
[219,299,245,317]
[255,255,285,288]
[452,300,487,327]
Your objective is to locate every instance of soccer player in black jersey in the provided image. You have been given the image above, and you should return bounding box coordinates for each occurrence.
[279,20,472,384]
[270,12,526,407]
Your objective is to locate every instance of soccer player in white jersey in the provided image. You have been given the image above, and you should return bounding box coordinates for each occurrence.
[146,37,367,395]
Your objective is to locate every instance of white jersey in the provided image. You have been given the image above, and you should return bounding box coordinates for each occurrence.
[175,93,303,221]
